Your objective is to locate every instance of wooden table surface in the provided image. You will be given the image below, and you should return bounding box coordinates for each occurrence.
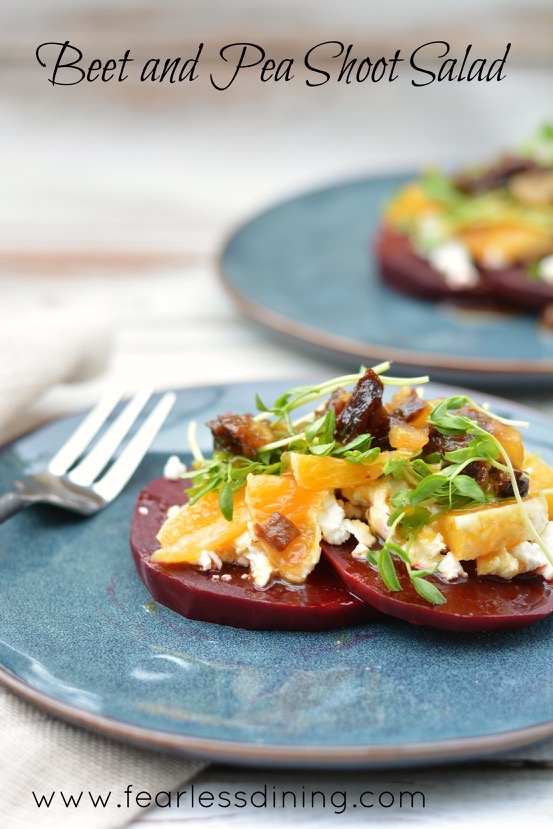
[2,2,553,826]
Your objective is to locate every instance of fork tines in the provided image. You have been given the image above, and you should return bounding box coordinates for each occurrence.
[48,389,176,497]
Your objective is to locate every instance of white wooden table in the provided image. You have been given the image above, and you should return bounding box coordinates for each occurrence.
[2,2,553,826]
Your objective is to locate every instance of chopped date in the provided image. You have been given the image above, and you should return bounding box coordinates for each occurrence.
[388,388,428,423]
[334,368,392,448]
[255,512,301,551]
[320,387,351,419]
[207,413,274,459]
[463,460,490,487]
[424,425,529,499]
[423,425,473,460]
[454,155,541,195]
[491,468,530,499]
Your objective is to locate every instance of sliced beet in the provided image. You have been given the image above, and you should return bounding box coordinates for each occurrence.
[482,264,553,312]
[376,226,495,304]
[376,225,553,313]
[130,477,378,631]
[322,540,553,632]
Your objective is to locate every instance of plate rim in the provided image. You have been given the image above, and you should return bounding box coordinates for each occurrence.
[2,379,553,769]
[218,173,553,376]
[2,667,552,768]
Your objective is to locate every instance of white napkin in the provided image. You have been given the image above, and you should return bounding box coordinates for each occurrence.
[0,690,206,829]
[0,308,113,444]
[0,307,206,827]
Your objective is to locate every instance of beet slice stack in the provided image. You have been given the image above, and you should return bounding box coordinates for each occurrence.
[130,477,378,631]
[376,226,553,312]
[322,540,553,632]
[131,478,553,633]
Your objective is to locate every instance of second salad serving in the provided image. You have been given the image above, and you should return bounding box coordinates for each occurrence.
[377,124,553,313]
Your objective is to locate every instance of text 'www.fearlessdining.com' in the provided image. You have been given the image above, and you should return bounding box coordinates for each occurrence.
[32,784,427,815]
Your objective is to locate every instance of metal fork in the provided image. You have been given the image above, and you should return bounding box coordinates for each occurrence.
[0,389,176,524]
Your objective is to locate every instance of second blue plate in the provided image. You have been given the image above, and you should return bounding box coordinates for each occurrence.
[221,175,553,386]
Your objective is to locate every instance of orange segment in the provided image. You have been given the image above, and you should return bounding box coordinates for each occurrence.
[385,182,441,226]
[459,224,553,265]
[437,494,548,561]
[485,419,525,469]
[289,452,384,491]
[389,423,429,453]
[524,454,553,519]
[152,489,249,564]
[245,473,326,583]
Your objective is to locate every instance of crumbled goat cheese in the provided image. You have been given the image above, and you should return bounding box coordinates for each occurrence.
[317,493,350,545]
[221,574,232,582]
[537,255,553,285]
[163,455,187,480]
[408,527,447,570]
[351,544,369,561]
[166,504,181,519]
[437,551,467,581]
[367,482,393,541]
[481,247,508,269]
[138,506,149,516]
[342,499,365,520]
[245,549,275,588]
[342,480,393,540]
[477,549,520,580]
[511,521,553,581]
[197,550,223,571]
[427,241,479,290]
[234,530,252,555]
[407,527,466,581]
[344,519,375,549]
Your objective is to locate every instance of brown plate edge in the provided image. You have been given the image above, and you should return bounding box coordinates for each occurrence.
[2,666,552,770]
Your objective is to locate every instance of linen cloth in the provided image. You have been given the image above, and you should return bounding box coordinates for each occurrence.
[0,307,112,444]
[0,307,205,828]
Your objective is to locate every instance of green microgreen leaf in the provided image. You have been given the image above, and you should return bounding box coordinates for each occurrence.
[378,546,401,592]
[309,442,336,456]
[428,397,474,435]
[411,575,447,605]
[410,474,449,505]
[390,489,412,510]
[382,455,410,478]
[448,474,487,502]
[526,260,541,282]
[400,507,433,535]
[366,549,379,567]
[341,447,381,465]
[254,393,269,413]
[410,458,438,477]
[421,169,464,203]
[444,436,500,463]
[305,411,332,443]
[218,481,234,522]
[423,451,441,465]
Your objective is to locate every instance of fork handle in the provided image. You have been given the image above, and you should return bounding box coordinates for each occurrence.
[0,492,28,524]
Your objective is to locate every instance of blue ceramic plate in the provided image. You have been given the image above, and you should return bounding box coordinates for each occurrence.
[1,381,553,769]
[220,175,553,387]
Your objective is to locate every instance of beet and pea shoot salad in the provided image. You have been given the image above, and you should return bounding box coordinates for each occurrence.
[131,363,553,631]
